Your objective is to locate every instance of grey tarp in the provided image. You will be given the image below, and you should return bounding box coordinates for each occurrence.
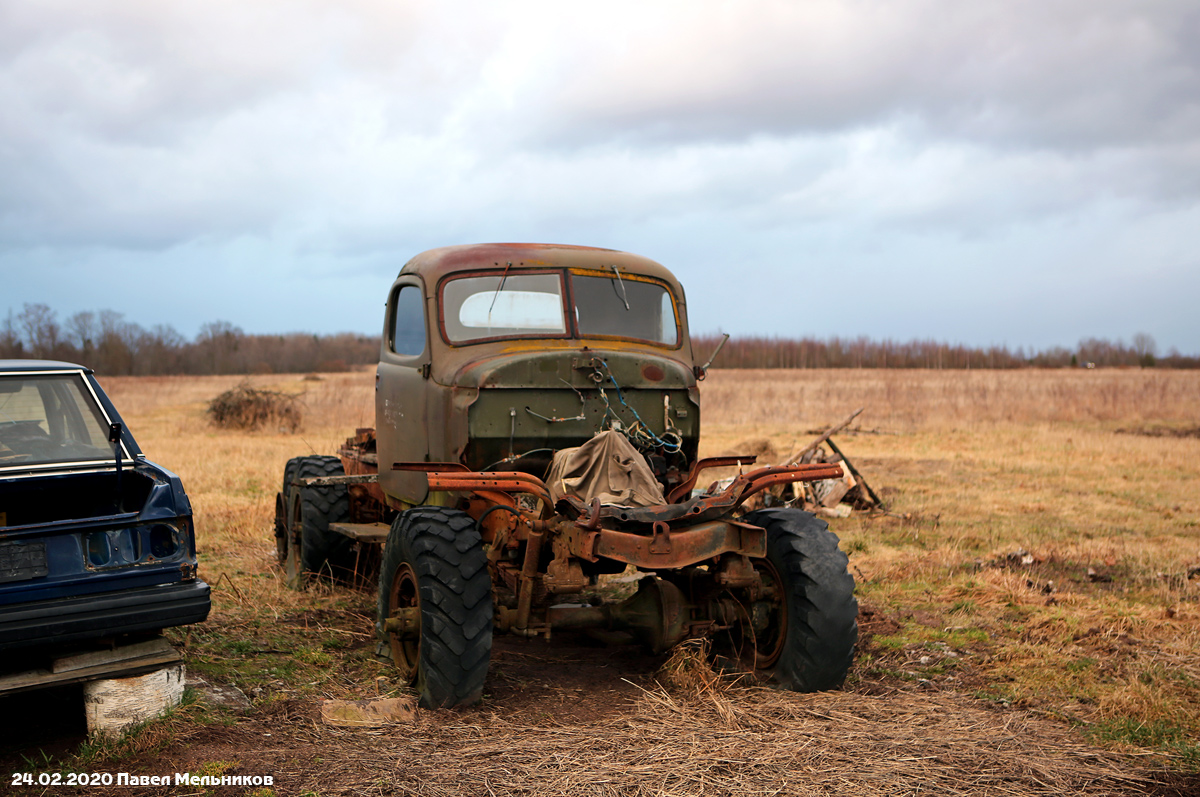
[546,430,666,508]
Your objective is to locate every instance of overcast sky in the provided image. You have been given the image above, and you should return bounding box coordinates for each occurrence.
[2,1,1198,353]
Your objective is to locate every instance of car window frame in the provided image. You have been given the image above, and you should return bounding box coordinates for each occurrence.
[0,369,128,476]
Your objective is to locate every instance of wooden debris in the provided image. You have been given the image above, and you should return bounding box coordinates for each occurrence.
[825,437,886,510]
[783,406,864,466]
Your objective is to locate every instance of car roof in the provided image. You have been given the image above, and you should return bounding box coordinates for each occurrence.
[0,359,91,373]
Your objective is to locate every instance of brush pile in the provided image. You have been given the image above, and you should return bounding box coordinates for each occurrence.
[207,384,302,432]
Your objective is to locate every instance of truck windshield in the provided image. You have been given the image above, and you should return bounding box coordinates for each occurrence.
[444,273,568,342]
[441,270,679,346]
[572,272,678,345]
[0,373,115,470]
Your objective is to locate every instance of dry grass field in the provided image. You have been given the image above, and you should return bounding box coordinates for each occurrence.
[7,367,1199,796]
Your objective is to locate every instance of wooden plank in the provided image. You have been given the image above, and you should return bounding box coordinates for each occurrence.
[321,696,416,727]
[329,522,390,544]
[52,636,176,674]
[0,649,181,696]
[299,473,379,487]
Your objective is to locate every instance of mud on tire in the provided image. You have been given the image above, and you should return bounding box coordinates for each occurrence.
[377,507,493,709]
[281,455,352,586]
[742,507,858,692]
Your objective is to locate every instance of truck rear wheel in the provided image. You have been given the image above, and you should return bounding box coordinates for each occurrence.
[281,455,351,588]
[273,458,302,562]
[377,507,493,708]
[741,508,858,691]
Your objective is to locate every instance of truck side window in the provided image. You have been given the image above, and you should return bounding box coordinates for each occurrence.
[390,285,425,356]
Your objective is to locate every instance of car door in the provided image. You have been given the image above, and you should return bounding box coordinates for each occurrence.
[376,277,431,505]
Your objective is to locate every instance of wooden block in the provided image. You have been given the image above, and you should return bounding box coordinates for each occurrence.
[83,664,185,736]
[320,696,416,727]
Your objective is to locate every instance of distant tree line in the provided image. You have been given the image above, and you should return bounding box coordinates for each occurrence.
[1,304,378,375]
[4,303,1194,374]
[692,333,1199,369]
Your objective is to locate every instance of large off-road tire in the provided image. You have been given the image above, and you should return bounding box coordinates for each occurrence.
[742,508,858,691]
[273,458,302,559]
[281,456,351,588]
[376,507,493,709]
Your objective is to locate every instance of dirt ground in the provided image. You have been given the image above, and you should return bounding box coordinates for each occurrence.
[5,614,1199,797]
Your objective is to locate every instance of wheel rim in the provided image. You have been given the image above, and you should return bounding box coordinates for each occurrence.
[750,558,787,669]
[387,562,421,682]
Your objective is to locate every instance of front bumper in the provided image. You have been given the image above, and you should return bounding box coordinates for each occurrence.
[0,580,210,652]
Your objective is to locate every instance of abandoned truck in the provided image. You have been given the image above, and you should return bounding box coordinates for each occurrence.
[0,360,210,654]
[276,243,857,707]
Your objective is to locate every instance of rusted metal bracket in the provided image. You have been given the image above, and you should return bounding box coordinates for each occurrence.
[649,521,671,554]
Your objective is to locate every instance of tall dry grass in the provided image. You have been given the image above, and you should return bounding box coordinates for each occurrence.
[90,366,1200,759]
[700,368,1200,429]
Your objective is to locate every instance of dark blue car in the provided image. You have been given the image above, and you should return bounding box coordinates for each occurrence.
[0,360,209,654]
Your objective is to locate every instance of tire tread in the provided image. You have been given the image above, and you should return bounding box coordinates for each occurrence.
[744,507,858,692]
[377,507,492,708]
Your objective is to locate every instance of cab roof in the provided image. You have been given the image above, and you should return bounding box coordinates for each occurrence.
[398,243,685,293]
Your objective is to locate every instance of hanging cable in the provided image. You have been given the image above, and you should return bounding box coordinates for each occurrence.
[596,358,681,453]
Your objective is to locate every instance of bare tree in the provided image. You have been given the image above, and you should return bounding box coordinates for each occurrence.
[18,303,63,359]
[66,311,99,361]
[0,310,22,358]
[1128,331,1156,360]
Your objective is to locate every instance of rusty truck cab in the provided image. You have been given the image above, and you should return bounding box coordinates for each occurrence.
[376,243,701,507]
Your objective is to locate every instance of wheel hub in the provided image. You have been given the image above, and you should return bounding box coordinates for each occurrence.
[387,562,421,680]
[749,558,787,669]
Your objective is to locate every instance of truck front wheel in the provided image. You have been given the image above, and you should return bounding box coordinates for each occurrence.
[377,507,493,708]
[741,508,858,691]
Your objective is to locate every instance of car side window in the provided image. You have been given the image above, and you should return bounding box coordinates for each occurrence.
[390,284,426,357]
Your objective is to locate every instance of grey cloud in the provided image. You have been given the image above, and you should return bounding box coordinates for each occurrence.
[536,1,1200,152]
[0,1,1197,351]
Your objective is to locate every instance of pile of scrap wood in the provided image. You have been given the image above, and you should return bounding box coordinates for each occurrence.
[758,407,886,518]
